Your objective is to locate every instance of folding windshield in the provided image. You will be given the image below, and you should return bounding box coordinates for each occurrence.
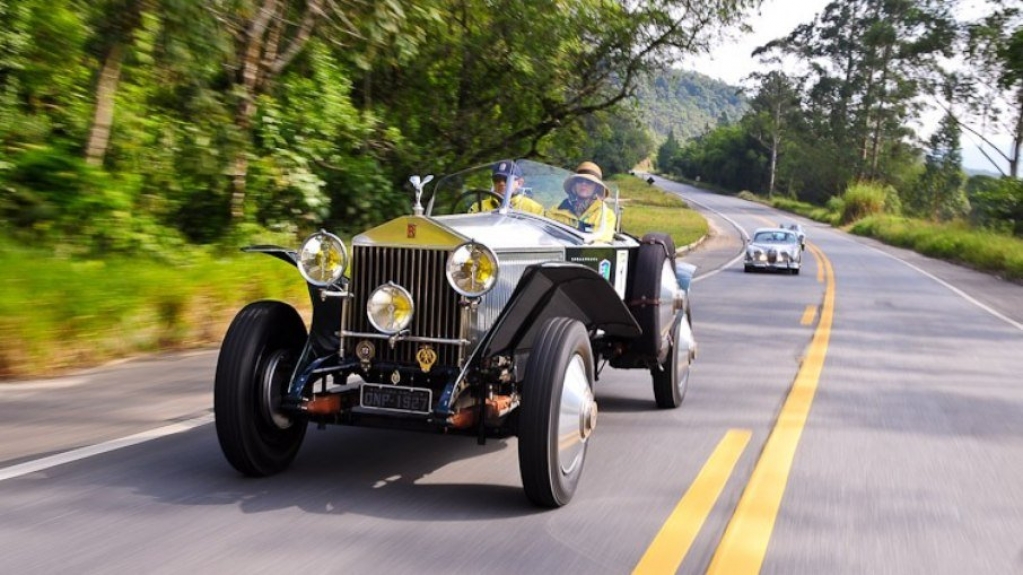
[426,159,620,242]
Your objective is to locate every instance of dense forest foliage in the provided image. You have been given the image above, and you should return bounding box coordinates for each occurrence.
[632,69,748,143]
[0,0,760,255]
[656,0,1023,237]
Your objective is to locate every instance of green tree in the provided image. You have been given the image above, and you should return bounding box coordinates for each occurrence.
[656,129,681,173]
[756,0,956,189]
[743,70,802,196]
[355,0,756,171]
[907,111,968,221]
[219,0,427,220]
[962,6,1022,178]
[546,108,653,176]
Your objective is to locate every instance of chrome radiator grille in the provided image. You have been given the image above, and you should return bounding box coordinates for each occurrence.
[346,245,461,366]
[344,246,564,367]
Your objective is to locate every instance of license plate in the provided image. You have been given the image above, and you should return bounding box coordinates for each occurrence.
[360,383,432,414]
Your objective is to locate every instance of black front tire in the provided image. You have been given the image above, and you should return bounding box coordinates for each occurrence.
[652,315,692,409]
[215,301,308,477]
[518,317,597,508]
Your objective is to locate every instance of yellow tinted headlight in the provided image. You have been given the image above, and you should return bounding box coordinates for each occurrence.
[367,283,415,334]
[445,242,499,297]
[297,231,347,287]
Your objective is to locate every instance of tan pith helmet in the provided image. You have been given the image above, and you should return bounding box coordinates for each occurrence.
[563,161,609,197]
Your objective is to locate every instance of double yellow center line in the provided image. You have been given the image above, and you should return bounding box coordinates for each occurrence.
[633,242,835,574]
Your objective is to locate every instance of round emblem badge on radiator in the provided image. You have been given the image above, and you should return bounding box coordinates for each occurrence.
[355,340,376,361]
[416,345,438,372]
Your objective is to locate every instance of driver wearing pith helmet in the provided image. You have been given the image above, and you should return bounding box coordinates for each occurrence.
[547,161,617,243]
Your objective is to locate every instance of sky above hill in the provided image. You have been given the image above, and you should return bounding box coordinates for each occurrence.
[684,0,1012,175]
[685,0,827,85]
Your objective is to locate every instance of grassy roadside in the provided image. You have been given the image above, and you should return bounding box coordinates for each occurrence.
[0,245,310,379]
[612,174,708,248]
[0,176,705,380]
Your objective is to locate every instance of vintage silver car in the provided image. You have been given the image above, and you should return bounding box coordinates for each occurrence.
[214,159,697,507]
[744,227,803,274]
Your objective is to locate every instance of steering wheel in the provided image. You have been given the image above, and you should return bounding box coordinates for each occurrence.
[449,189,503,214]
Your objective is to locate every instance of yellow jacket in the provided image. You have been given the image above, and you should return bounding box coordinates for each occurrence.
[470,194,545,215]
[546,199,617,243]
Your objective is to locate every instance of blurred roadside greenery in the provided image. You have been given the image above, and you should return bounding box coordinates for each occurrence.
[0,239,309,379]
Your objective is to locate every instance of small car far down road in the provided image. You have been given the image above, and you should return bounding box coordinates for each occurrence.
[744,227,803,274]
[214,159,698,507]
[780,222,806,251]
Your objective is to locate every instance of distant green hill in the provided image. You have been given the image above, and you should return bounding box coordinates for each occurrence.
[633,69,749,144]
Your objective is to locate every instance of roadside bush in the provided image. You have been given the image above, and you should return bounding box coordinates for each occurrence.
[0,146,189,257]
[970,177,1023,237]
[839,182,891,224]
[850,215,1023,281]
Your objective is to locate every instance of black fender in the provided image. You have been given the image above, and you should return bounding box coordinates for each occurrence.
[479,262,641,360]
[242,245,340,357]
[242,244,298,266]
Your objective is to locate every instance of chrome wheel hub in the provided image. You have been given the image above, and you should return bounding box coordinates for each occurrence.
[557,354,595,476]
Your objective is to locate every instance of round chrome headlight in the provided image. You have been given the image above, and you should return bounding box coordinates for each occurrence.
[367,283,414,334]
[445,241,499,297]
[297,231,348,287]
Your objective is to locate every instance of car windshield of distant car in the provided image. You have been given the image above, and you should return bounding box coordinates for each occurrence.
[754,231,796,244]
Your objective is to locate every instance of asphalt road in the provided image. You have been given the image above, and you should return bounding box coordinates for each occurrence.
[2,177,1021,574]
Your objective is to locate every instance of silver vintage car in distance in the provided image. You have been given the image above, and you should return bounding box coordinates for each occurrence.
[744,227,803,274]
[214,159,697,507]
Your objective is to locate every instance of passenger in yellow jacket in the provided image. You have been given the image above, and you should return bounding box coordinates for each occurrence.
[469,159,544,215]
[546,161,617,243]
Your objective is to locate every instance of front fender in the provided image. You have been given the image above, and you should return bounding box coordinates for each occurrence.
[242,244,340,357]
[479,262,641,359]
[242,244,298,266]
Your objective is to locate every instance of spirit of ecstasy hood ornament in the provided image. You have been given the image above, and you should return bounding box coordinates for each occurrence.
[409,174,434,216]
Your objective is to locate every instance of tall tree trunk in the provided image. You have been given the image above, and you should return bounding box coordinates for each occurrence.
[229,0,277,220]
[868,42,894,179]
[85,44,124,167]
[1011,89,1022,179]
[229,0,322,221]
[768,100,780,196]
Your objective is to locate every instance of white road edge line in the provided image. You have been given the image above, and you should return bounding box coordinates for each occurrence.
[657,180,747,284]
[864,243,1023,333]
[0,413,215,482]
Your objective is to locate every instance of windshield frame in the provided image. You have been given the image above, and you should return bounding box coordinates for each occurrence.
[425,159,620,242]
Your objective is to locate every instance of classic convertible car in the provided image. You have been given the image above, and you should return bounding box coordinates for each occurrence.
[214,159,697,507]
[744,227,803,274]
